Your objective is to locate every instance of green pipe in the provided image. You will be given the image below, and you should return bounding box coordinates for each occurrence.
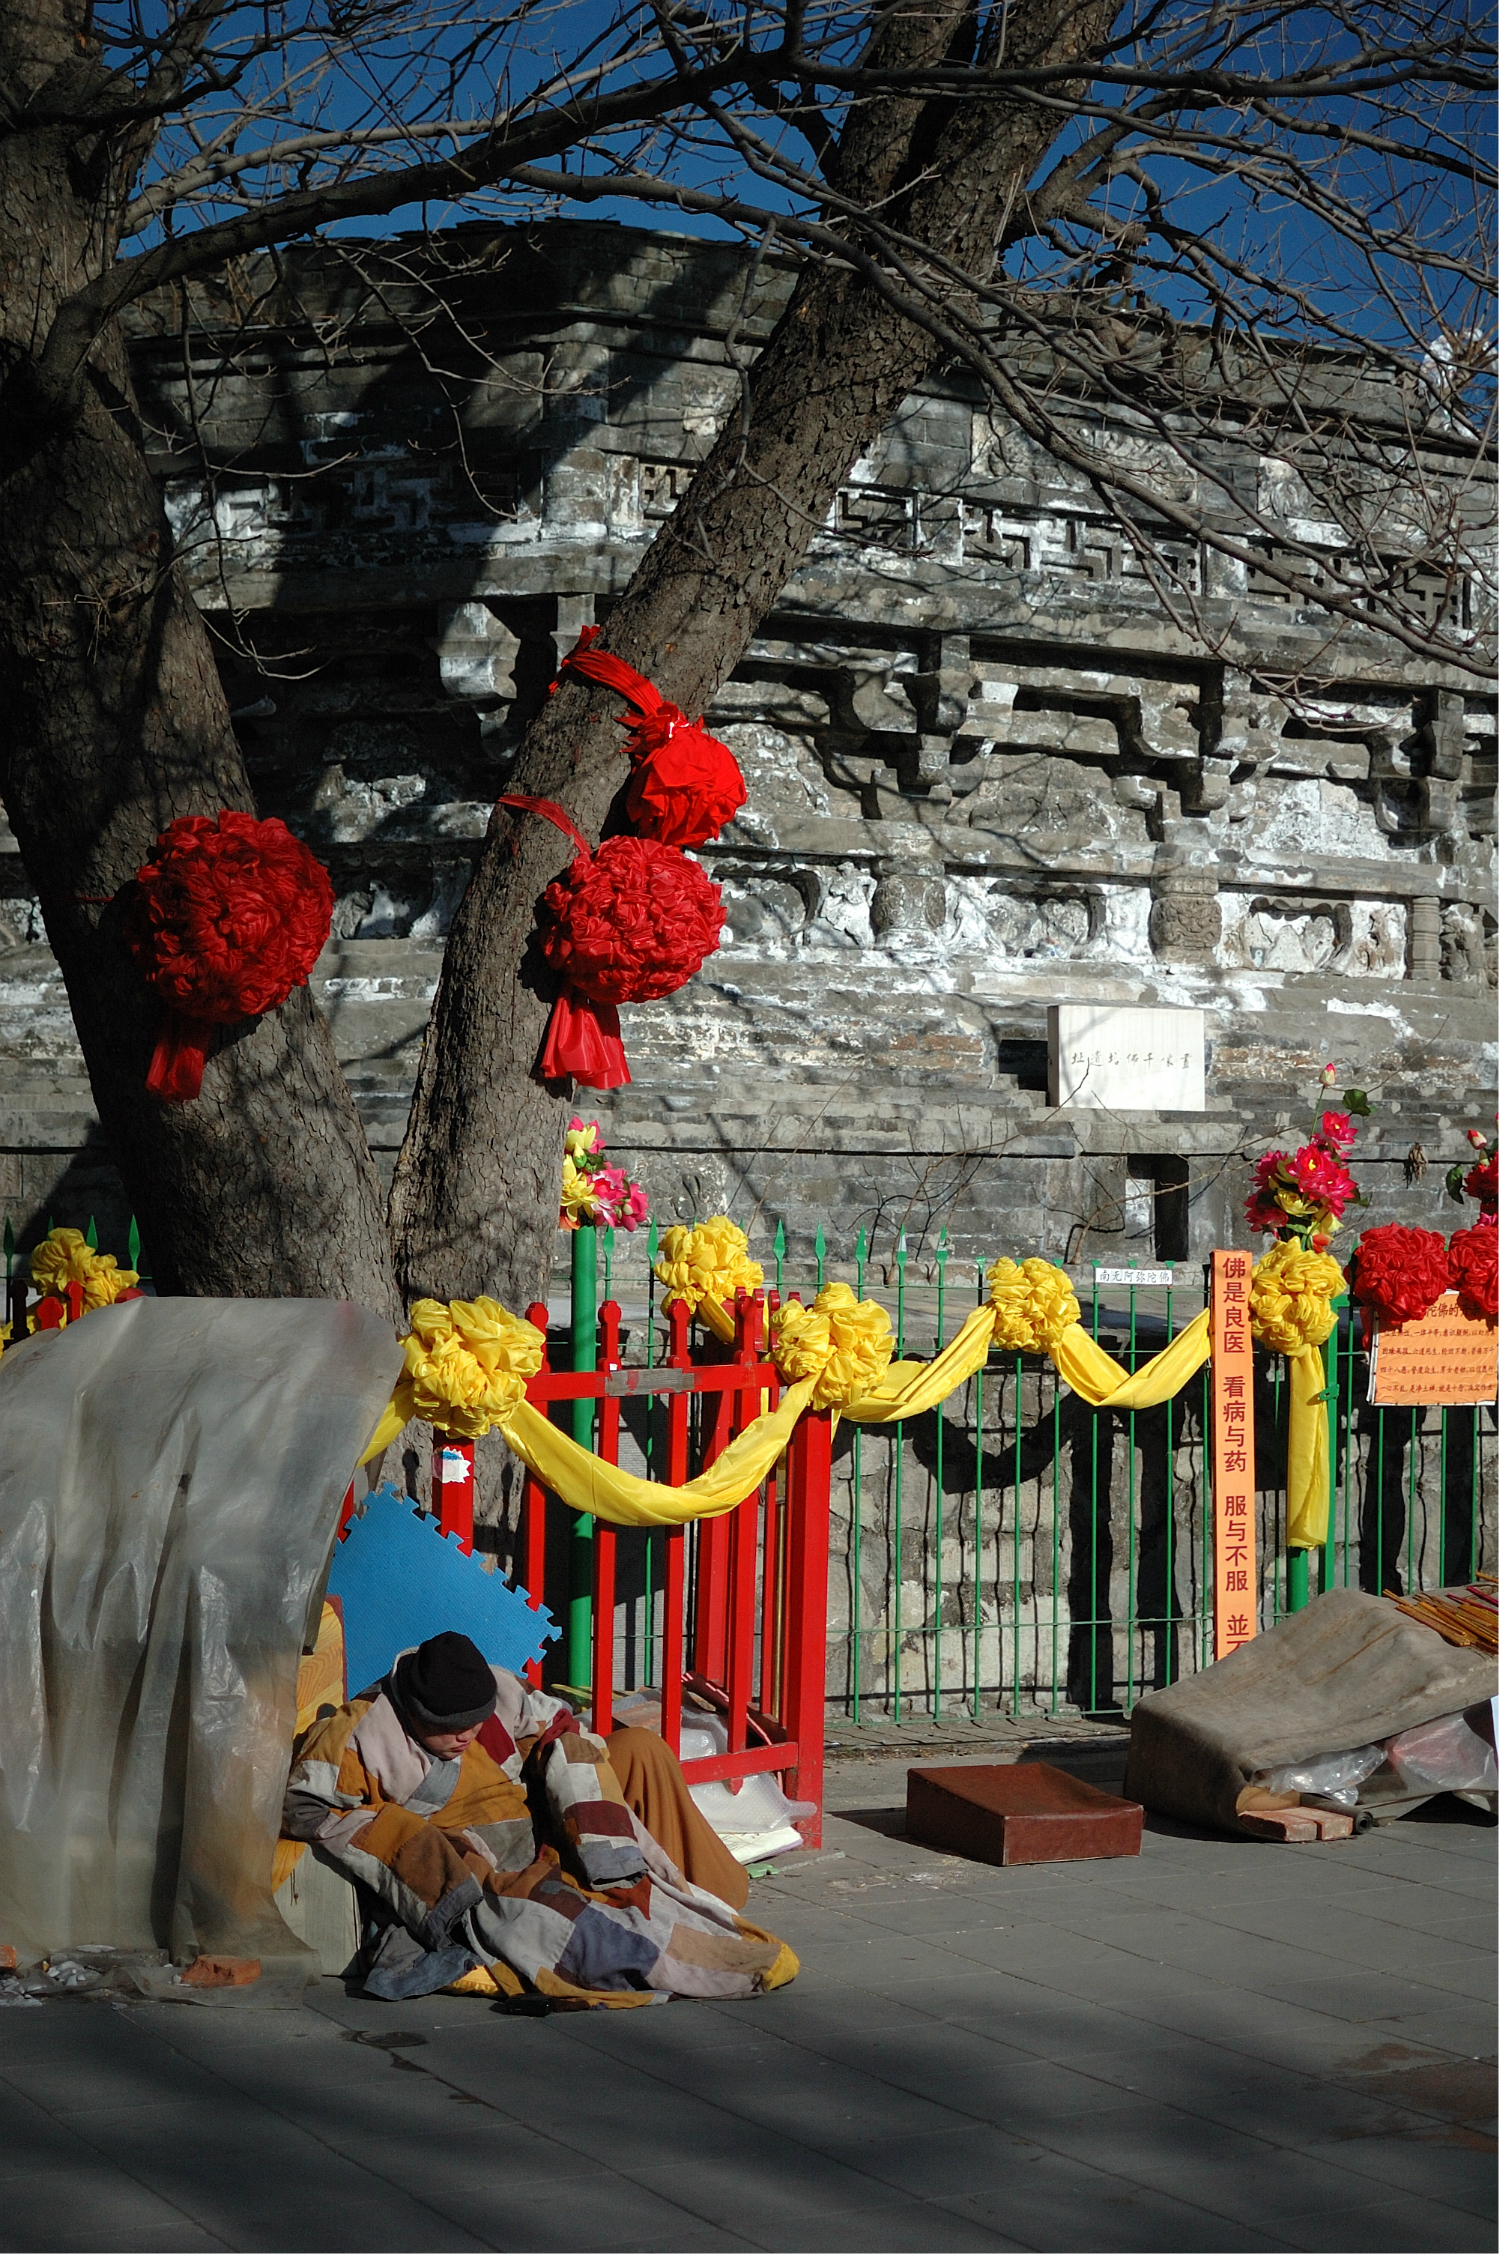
[568,1225,597,1686]
[1285,1546,1309,1613]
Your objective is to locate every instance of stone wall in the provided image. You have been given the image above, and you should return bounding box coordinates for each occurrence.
[1,219,1494,1282]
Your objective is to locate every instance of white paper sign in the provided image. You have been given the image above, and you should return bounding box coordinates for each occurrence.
[1048,1004,1205,1111]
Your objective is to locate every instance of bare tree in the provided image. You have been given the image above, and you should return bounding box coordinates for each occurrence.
[0,0,1490,1311]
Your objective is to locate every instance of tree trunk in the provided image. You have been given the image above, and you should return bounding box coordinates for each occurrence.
[0,8,397,1316]
[390,0,1118,1311]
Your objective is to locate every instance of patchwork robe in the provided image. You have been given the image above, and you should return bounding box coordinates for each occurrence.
[281,1666,796,2004]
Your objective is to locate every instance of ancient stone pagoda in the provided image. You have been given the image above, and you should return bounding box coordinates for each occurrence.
[0,221,1493,1271]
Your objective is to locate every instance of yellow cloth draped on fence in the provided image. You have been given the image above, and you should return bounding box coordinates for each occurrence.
[358,1231,1336,1538]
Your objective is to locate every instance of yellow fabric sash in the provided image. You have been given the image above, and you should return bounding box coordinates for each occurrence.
[494,1380,815,1527]
[1284,1346,1330,1550]
[352,1284,1249,1536]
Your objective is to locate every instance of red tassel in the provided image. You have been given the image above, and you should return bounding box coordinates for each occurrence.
[146,1012,215,1104]
[539,989,630,1090]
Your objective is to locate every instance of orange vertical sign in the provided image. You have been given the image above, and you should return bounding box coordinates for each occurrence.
[1211,1248,1258,1660]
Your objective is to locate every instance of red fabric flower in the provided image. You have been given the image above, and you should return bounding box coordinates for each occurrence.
[498,794,724,1089]
[559,642,746,848]
[122,810,334,1103]
[1319,1110,1356,1149]
[624,713,746,848]
[1448,1220,1498,1322]
[1289,1143,1357,1215]
[1351,1225,1452,1327]
[540,834,723,1004]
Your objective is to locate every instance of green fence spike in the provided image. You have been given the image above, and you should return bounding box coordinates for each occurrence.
[855,1226,867,1297]
[814,1223,826,1291]
[646,1217,658,1263]
[128,1217,142,1273]
[894,1230,908,1268]
[601,1226,615,1303]
[773,1218,785,1292]
[935,1227,950,1267]
[85,1215,98,1249]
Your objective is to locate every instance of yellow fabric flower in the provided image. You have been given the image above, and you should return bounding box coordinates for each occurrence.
[396,1296,545,1439]
[770,1281,894,1410]
[27,1227,138,1322]
[986,1258,1080,1355]
[560,1154,599,1226]
[654,1217,764,1314]
[1249,1242,1344,1355]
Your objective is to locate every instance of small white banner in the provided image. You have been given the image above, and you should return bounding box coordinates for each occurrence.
[1092,1267,1178,1288]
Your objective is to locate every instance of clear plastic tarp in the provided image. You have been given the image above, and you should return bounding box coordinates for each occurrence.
[0,1298,400,1982]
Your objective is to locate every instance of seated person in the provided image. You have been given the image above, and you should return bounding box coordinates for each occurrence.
[282,1630,797,2005]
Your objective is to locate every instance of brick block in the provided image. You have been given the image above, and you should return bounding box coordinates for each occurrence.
[1237,1805,1355,1842]
[906,1762,1144,1866]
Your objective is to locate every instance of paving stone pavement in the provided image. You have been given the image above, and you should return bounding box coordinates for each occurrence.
[2,1747,1493,2254]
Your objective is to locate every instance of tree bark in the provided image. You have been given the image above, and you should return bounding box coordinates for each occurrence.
[390,0,1119,1311]
[0,1,397,1315]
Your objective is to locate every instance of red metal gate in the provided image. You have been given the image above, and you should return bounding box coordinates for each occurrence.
[429,1289,830,1848]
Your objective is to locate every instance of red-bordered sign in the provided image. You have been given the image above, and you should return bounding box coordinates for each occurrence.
[1212,1249,1258,1660]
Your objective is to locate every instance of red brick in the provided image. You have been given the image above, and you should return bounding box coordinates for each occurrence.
[906,1762,1144,1866]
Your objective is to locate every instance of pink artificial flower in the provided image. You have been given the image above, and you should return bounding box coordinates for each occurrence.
[1320,1064,1338,1085]
[590,1162,628,1221]
[619,1183,650,1232]
[1318,1111,1356,1150]
[1468,1128,1489,1149]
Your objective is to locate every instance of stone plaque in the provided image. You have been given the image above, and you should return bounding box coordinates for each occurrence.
[1048,1004,1205,1111]
[1368,1293,1499,1408]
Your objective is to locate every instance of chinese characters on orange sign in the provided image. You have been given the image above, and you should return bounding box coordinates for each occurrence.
[1368,1292,1499,1408]
[1212,1249,1258,1660]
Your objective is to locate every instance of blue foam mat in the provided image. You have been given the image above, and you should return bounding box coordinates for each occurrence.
[329,1480,556,1697]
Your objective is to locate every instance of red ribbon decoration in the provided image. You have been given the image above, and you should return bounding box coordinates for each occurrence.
[557,638,746,848]
[146,1015,221,1104]
[497,794,629,1090]
[496,793,724,1092]
[121,811,335,1105]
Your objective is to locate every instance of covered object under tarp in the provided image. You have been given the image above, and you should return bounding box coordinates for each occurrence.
[0,1298,400,1977]
[1124,1589,1497,1836]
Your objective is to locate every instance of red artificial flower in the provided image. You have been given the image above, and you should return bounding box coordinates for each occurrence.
[1351,1225,1451,1327]
[1244,1150,1290,1235]
[624,714,746,849]
[1462,1151,1498,1214]
[1318,1111,1356,1149]
[1448,1220,1498,1322]
[540,834,723,1005]
[122,810,334,1103]
[558,641,746,848]
[534,831,724,1089]
[1289,1143,1357,1216]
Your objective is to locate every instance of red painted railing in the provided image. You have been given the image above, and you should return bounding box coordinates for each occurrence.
[429,1289,829,1848]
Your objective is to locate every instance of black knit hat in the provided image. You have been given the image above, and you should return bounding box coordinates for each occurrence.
[393,1632,497,1733]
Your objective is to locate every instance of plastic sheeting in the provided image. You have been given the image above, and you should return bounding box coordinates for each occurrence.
[1125,1588,1497,1836]
[0,1298,401,1978]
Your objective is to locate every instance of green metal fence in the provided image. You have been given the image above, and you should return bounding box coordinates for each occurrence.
[577,1227,1496,1725]
[8,1211,1492,1726]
